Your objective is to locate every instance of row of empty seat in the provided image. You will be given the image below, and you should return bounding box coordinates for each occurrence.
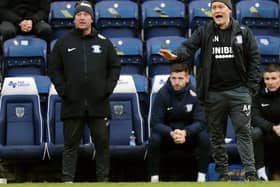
[2,34,280,78]
[49,0,280,40]
[0,75,148,161]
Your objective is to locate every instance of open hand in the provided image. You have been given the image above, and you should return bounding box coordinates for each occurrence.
[159,49,177,61]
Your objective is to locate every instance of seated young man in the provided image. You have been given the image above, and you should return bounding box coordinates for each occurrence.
[252,63,280,180]
[147,63,210,182]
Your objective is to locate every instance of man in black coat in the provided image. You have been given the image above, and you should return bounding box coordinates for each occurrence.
[159,0,260,181]
[252,63,280,180]
[147,63,210,182]
[0,0,52,41]
[48,1,121,182]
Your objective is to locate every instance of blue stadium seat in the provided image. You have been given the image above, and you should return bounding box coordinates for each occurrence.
[235,0,279,36]
[146,36,188,77]
[188,0,212,33]
[2,35,47,77]
[255,35,280,66]
[110,37,144,75]
[131,74,149,141]
[32,75,52,132]
[32,75,52,98]
[147,75,169,137]
[109,75,147,159]
[0,77,46,159]
[50,39,58,51]
[94,1,140,38]
[49,1,77,40]
[141,0,187,40]
[46,84,95,159]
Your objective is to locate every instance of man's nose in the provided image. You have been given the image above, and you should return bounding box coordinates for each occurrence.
[174,79,180,84]
[267,79,273,83]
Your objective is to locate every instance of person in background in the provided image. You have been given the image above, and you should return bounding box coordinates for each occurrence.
[159,0,260,181]
[0,0,52,42]
[252,63,280,181]
[48,1,121,183]
[148,63,210,182]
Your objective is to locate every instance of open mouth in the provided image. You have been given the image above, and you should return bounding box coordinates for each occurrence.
[215,15,223,19]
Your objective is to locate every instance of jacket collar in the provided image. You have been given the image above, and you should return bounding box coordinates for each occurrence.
[74,27,98,38]
[259,85,280,98]
[208,17,242,35]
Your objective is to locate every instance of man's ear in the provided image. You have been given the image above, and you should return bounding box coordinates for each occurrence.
[185,74,190,83]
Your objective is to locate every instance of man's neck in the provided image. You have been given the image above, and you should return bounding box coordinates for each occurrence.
[219,18,231,30]
[80,27,92,36]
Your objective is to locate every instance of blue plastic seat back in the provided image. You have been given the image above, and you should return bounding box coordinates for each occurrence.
[141,0,186,40]
[109,75,144,145]
[95,1,140,38]
[110,37,144,75]
[49,1,77,29]
[49,1,77,39]
[146,36,186,77]
[235,0,279,36]
[132,74,149,141]
[50,39,57,51]
[147,75,169,137]
[255,35,280,65]
[188,0,212,32]
[3,35,47,76]
[0,77,43,146]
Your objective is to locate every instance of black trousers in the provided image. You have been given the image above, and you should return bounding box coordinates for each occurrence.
[251,127,264,170]
[62,117,110,182]
[205,86,256,174]
[147,128,210,176]
[252,127,280,172]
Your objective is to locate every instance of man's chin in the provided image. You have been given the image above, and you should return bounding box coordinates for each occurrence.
[214,20,222,25]
[268,88,277,92]
[76,26,87,30]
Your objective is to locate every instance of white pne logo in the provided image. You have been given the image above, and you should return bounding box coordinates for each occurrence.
[91,45,102,53]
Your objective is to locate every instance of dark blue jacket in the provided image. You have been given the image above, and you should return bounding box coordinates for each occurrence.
[151,79,206,138]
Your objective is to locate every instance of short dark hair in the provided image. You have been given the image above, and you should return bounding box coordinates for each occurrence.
[263,63,280,73]
[170,63,189,74]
